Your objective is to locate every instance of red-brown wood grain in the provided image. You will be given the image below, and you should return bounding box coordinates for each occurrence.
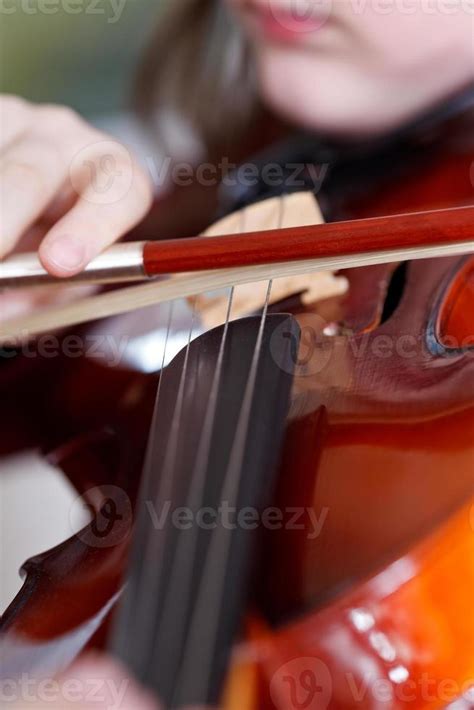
[142,205,474,275]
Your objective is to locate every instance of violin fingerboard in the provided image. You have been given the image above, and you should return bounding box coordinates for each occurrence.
[109,313,299,708]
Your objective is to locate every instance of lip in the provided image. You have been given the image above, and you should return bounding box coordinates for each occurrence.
[244,2,330,43]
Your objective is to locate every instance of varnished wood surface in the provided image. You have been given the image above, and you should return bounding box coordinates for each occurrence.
[143,206,474,275]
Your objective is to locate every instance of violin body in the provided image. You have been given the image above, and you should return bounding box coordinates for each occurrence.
[231,253,474,709]
[0,111,473,708]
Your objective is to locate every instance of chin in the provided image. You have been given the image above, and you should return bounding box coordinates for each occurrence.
[254,46,455,140]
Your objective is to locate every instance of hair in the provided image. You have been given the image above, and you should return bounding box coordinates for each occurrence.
[134,0,261,158]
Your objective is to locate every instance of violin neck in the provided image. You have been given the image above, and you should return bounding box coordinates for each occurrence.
[109,314,299,707]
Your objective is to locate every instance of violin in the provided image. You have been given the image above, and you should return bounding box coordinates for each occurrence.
[0,99,473,710]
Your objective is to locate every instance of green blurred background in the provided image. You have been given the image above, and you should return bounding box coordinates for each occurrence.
[0,0,162,119]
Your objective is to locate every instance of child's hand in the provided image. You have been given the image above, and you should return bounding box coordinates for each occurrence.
[0,95,153,274]
[1,95,153,319]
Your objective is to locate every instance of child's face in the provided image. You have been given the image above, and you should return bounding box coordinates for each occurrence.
[226,0,473,136]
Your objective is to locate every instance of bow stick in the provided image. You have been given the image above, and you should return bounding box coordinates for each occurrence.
[1,205,473,288]
[0,205,472,344]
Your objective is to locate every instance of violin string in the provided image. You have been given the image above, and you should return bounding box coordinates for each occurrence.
[147,213,245,677]
[148,287,235,679]
[121,196,282,698]
[174,278,273,704]
[131,299,198,669]
[172,199,284,703]
[111,299,175,647]
[142,301,175,499]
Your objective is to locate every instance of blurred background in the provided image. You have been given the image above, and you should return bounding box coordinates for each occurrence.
[0,0,161,120]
